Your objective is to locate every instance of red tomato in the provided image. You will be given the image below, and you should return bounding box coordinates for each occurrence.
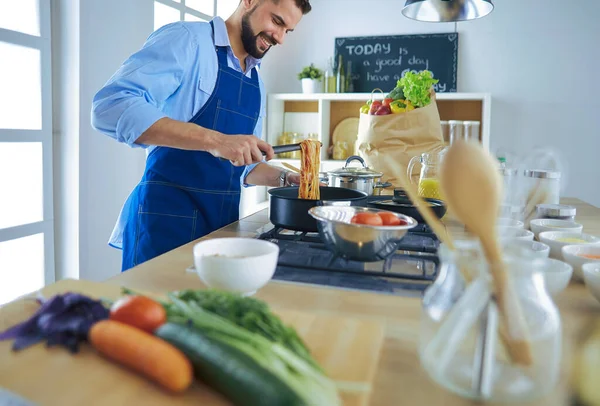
[382,98,394,107]
[110,295,167,333]
[377,212,401,225]
[351,212,383,226]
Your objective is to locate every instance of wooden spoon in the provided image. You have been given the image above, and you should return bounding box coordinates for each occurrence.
[439,140,533,366]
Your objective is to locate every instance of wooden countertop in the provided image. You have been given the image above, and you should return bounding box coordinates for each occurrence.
[3,198,600,405]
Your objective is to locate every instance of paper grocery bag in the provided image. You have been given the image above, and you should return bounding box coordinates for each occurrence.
[356,92,446,190]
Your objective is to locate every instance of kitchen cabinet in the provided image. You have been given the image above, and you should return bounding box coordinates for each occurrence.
[239,92,492,215]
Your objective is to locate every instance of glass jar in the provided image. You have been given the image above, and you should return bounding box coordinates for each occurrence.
[448,120,464,145]
[289,133,304,159]
[332,141,349,161]
[278,132,294,158]
[463,120,481,142]
[523,169,561,205]
[420,241,562,402]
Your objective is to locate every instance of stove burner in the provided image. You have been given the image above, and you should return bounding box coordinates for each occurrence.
[256,224,440,295]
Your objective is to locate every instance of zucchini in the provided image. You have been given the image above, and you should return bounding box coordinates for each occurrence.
[155,323,306,406]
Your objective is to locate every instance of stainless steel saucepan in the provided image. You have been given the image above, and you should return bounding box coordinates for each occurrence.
[325,156,392,196]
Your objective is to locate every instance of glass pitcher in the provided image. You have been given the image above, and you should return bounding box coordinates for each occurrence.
[407,149,446,200]
[420,240,562,403]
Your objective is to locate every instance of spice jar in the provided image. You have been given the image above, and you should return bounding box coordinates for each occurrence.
[523,169,561,205]
[420,241,562,402]
[536,204,577,221]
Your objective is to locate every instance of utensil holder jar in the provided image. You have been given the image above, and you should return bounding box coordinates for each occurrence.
[419,241,562,402]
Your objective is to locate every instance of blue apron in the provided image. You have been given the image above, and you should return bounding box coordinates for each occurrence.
[120,22,261,271]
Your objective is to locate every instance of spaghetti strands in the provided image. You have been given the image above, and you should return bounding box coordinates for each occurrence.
[298,140,321,200]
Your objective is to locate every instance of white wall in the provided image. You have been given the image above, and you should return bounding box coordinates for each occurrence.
[260,0,600,207]
[78,0,152,280]
[53,0,151,282]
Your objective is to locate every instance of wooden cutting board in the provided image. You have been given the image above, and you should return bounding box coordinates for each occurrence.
[0,279,386,406]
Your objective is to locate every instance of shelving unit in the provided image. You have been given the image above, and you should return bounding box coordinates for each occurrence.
[266,92,492,171]
[240,91,492,216]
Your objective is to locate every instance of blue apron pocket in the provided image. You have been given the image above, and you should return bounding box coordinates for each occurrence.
[131,182,198,266]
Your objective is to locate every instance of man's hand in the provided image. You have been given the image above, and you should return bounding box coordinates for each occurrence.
[286,172,301,186]
[206,133,274,166]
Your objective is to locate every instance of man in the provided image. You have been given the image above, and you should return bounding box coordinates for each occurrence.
[91,0,311,271]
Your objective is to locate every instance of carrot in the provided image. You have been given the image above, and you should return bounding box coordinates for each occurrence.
[89,320,193,393]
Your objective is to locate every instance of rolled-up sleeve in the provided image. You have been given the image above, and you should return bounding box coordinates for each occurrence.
[91,23,195,147]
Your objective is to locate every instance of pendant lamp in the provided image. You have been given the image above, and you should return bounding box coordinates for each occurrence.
[402,0,494,22]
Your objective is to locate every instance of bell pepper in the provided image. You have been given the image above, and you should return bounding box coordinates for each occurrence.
[405,100,415,111]
[390,100,406,114]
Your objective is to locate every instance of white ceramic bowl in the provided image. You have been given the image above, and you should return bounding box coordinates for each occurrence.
[497,217,525,229]
[503,239,550,259]
[539,231,600,260]
[193,237,279,296]
[497,226,534,241]
[582,262,600,303]
[538,258,573,296]
[529,218,583,239]
[561,244,600,281]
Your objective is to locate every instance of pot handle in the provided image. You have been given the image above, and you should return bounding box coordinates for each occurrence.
[407,155,420,185]
[374,181,393,189]
[344,155,367,169]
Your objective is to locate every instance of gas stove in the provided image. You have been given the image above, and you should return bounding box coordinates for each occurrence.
[255,196,441,296]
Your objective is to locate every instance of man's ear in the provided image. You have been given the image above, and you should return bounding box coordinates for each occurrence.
[241,0,261,11]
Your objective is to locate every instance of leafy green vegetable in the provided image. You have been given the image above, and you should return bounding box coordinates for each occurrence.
[166,293,341,406]
[386,85,404,101]
[167,289,321,373]
[398,70,439,108]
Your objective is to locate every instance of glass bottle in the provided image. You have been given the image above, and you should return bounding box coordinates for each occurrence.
[420,240,562,403]
[324,57,336,93]
[335,54,345,93]
[345,61,354,93]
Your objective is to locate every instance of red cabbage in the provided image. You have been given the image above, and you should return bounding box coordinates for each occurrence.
[0,292,109,353]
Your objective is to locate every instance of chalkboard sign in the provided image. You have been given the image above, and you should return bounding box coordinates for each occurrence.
[334,33,458,93]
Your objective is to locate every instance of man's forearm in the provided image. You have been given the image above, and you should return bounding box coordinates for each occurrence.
[135,117,218,151]
[244,163,285,187]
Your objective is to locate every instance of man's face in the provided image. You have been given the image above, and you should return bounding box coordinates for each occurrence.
[241,0,303,59]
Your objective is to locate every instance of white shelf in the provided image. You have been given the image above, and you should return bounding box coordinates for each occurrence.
[266,91,492,155]
[269,92,490,102]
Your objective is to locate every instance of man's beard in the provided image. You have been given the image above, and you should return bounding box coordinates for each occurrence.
[241,9,276,59]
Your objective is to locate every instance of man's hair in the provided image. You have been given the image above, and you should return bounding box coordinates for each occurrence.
[270,0,312,15]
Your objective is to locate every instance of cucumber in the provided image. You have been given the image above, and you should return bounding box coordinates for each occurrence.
[155,323,306,406]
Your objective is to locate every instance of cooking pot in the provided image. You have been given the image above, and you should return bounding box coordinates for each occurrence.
[268,186,368,233]
[326,156,392,196]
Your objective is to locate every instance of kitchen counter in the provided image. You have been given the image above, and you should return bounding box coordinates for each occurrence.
[105,197,600,406]
[2,198,600,405]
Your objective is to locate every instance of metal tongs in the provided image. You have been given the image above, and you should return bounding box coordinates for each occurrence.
[263,142,323,156]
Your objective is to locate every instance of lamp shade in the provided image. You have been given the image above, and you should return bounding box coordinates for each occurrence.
[402,0,494,22]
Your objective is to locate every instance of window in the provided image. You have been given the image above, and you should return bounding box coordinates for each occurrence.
[0,0,55,304]
[154,0,241,30]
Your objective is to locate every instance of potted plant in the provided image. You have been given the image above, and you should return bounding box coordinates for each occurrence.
[297,64,323,94]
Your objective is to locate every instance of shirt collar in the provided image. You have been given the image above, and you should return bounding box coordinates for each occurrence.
[210,16,262,71]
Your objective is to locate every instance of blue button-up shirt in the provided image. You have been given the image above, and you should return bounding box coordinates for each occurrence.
[91,17,266,249]
[91,16,266,186]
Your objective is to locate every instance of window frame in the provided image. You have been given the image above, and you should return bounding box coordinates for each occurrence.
[0,0,55,286]
[154,0,221,21]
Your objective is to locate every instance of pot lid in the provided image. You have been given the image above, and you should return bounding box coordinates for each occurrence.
[328,156,383,178]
